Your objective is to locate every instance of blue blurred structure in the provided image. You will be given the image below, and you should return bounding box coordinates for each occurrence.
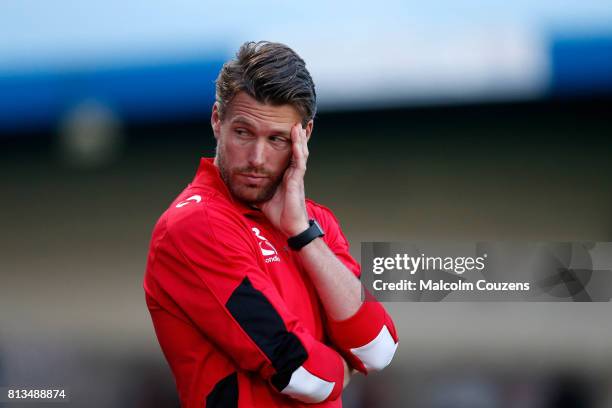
[1,1,611,134]
[0,57,224,133]
[551,33,612,96]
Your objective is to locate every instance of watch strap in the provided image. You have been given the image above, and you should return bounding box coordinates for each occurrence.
[287,219,325,250]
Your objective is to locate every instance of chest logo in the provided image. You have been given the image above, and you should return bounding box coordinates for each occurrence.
[251,227,281,263]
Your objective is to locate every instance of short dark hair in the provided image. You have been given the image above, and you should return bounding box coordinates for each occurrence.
[215,41,316,126]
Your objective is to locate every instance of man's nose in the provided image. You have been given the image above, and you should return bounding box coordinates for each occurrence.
[247,138,266,169]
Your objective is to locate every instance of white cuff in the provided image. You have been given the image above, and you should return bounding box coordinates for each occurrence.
[280,365,335,403]
[350,325,398,371]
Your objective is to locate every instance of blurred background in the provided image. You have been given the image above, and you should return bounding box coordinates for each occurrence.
[1,1,612,407]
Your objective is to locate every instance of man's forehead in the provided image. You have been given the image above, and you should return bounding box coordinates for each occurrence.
[224,92,301,130]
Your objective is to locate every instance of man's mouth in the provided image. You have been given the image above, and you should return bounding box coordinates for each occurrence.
[238,173,269,185]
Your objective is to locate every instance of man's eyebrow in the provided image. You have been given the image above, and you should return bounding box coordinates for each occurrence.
[270,129,291,138]
[230,116,257,127]
[231,116,290,137]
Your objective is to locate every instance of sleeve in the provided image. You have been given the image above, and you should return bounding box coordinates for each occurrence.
[159,203,344,404]
[310,203,400,375]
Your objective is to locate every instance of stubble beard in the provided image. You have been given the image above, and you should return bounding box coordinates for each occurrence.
[216,141,283,205]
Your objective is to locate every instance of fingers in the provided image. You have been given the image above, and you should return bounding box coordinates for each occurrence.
[300,124,309,159]
[291,123,308,173]
[290,124,301,168]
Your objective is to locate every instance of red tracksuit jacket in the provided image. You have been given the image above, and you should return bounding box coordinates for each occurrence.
[144,158,399,407]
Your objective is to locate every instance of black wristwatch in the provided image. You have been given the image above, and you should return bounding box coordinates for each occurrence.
[287,219,325,250]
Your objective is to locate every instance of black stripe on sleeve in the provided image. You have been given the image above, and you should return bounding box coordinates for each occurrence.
[206,372,238,408]
[226,276,308,391]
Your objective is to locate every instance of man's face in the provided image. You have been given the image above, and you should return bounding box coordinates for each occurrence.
[211,92,312,204]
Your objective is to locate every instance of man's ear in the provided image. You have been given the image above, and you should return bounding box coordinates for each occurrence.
[304,120,314,142]
[211,102,222,141]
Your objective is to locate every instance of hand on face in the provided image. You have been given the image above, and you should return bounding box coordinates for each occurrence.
[260,123,310,237]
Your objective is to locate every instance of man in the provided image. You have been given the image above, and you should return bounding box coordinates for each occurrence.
[144,41,399,407]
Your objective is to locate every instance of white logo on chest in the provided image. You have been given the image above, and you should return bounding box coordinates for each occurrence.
[251,227,281,263]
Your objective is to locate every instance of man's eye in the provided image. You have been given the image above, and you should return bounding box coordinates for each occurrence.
[235,129,249,137]
[269,136,289,145]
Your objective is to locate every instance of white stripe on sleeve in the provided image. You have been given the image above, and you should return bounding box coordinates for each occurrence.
[280,365,335,403]
[350,325,398,371]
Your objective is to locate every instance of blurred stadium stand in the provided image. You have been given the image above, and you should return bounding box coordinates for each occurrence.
[1,1,612,407]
